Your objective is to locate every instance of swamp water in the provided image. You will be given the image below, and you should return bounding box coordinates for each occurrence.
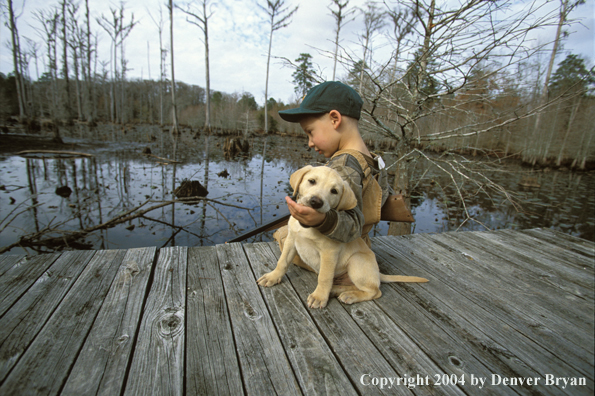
[1,126,593,255]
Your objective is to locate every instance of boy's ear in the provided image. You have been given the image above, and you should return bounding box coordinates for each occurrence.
[289,165,313,195]
[336,180,357,211]
[329,110,342,129]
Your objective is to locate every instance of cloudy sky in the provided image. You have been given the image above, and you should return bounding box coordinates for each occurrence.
[1,0,593,106]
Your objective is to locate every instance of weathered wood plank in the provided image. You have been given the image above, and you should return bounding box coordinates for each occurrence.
[489,229,594,276]
[62,247,157,396]
[217,242,301,396]
[0,253,60,316]
[124,246,187,396]
[276,250,416,396]
[0,254,25,277]
[370,240,521,395]
[345,301,467,396]
[245,242,359,396]
[423,232,594,372]
[376,236,593,395]
[522,228,595,262]
[0,249,125,395]
[0,250,94,382]
[432,231,594,332]
[467,230,593,302]
[186,246,244,396]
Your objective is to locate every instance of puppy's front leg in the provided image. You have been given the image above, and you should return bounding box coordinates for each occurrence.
[307,250,338,309]
[257,233,297,287]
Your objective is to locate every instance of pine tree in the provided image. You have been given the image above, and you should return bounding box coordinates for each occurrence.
[549,54,595,96]
[292,53,315,98]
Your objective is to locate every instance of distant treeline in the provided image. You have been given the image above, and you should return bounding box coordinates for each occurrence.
[0,72,301,135]
[1,52,594,169]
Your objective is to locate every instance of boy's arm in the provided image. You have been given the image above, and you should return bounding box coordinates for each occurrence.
[314,154,365,243]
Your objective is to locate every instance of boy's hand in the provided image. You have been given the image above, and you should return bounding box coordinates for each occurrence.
[285,196,326,227]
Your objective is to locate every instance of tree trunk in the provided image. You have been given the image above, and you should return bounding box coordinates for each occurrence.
[169,0,179,134]
[7,0,26,121]
[203,1,211,134]
[358,35,369,94]
[85,0,93,122]
[556,96,582,167]
[61,0,73,122]
[578,118,594,170]
[264,22,273,134]
[525,0,568,164]
[73,47,83,120]
[388,143,412,236]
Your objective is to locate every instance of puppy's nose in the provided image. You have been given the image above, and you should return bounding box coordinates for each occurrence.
[309,196,323,209]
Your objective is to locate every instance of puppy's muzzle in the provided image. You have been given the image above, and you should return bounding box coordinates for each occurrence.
[308,196,324,210]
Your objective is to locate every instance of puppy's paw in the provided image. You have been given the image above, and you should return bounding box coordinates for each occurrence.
[307,291,329,309]
[338,290,378,305]
[257,271,283,287]
[337,291,360,305]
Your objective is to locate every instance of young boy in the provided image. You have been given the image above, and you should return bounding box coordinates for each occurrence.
[277,81,391,248]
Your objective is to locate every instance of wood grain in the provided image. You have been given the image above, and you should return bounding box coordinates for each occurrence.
[0,249,125,395]
[246,241,359,396]
[0,253,60,316]
[376,234,593,395]
[124,246,187,396]
[62,247,157,396]
[186,246,244,396]
[0,254,25,277]
[217,242,301,396]
[0,250,94,382]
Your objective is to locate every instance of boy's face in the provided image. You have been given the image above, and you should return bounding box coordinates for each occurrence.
[299,113,341,158]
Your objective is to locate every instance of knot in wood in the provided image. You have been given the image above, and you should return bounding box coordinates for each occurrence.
[448,355,462,367]
[158,309,184,337]
[242,300,261,321]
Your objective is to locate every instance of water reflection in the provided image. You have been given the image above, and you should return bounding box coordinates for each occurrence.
[0,127,593,255]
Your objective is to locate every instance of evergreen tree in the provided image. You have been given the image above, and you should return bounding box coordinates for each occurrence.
[292,53,316,98]
[549,54,595,96]
[238,92,259,111]
[405,48,439,99]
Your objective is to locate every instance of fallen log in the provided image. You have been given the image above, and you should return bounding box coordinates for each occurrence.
[16,150,94,157]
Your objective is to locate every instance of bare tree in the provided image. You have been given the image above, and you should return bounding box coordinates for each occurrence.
[66,0,84,120]
[59,0,74,122]
[97,3,135,124]
[147,5,167,126]
[328,0,354,81]
[384,1,415,86]
[118,5,135,124]
[4,0,27,121]
[25,37,43,117]
[351,0,564,234]
[84,0,94,123]
[178,0,214,135]
[32,8,60,122]
[168,0,180,135]
[259,0,298,134]
[356,2,384,95]
[523,0,585,165]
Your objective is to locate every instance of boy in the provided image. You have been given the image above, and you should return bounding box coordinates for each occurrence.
[277,81,391,248]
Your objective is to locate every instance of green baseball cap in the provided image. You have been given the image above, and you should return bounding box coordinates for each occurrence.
[279,81,363,122]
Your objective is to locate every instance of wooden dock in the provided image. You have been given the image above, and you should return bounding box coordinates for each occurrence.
[0,228,592,395]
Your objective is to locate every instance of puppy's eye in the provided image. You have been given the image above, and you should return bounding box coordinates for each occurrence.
[331,188,338,195]
[308,179,316,185]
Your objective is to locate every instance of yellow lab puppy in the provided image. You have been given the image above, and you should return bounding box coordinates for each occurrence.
[258,165,428,308]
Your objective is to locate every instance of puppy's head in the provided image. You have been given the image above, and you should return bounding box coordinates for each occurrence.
[290,165,357,213]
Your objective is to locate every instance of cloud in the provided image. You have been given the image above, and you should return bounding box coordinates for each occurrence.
[1,0,592,107]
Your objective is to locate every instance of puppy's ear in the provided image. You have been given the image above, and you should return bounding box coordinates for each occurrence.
[289,165,313,195]
[337,181,357,211]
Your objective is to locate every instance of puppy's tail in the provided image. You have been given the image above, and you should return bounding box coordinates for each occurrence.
[380,274,428,283]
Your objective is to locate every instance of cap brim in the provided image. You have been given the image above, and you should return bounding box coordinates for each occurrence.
[278,108,326,123]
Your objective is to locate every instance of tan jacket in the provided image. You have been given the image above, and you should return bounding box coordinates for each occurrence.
[314,149,391,246]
